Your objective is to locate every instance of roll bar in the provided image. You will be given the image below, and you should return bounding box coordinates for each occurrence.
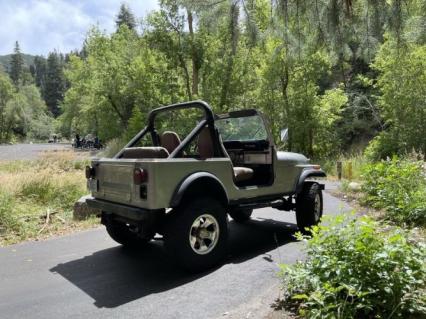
[114,100,221,159]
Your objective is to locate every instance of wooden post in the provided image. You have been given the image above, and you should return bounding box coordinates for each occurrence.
[347,161,353,180]
[337,161,342,180]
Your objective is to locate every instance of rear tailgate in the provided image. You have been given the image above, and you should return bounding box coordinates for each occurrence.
[90,160,136,205]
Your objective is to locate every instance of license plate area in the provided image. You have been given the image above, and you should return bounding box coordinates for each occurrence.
[87,179,98,192]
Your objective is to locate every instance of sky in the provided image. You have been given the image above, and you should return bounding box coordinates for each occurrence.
[0,0,159,56]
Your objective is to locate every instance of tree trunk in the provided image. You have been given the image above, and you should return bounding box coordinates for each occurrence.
[220,2,239,110]
[280,64,292,151]
[187,9,199,96]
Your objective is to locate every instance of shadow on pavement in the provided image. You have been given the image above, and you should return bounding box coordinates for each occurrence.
[50,217,297,308]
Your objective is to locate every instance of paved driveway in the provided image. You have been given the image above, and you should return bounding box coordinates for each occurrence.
[0,186,351,319]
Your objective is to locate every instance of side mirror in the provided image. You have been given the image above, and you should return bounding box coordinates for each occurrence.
[280,128,288,142]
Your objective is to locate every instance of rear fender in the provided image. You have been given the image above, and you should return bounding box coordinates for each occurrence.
[170,172,229,208]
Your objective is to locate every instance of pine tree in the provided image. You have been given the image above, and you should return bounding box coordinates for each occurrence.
[9,41,24,86]
[44,52,65,117]
[33,56,47,90]
[115,3,137,30]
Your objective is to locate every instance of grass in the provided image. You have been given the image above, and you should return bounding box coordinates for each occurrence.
[319,153,368,180]
[0,151,98,246]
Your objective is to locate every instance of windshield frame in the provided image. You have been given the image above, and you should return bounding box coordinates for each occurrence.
[215,109,274,145]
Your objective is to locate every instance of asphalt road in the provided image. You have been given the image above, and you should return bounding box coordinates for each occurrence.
[0,185,351,319]
[0,143,71,160]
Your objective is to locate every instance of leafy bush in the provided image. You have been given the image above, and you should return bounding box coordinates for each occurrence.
[364,131,400,161]
[362,158,426,227]
[280,215,426,319]
[0,191,21,237]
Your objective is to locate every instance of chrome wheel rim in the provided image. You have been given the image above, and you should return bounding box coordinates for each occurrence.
[314,193,321,222]
[189,214,220,255]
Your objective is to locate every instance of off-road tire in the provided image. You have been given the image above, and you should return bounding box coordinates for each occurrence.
[295,182,323,234]
[105,219,151,248]
[164,197,228,272]
[229,208,253,223]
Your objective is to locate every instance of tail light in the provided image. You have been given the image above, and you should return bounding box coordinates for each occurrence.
[133,168,148,184]
[85,166,96,179]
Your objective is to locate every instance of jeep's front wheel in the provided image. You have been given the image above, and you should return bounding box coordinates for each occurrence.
[295,182,323,234]
[164,197,228,272]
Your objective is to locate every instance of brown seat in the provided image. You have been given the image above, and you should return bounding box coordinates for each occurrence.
[233,166,254,183]
[160,131,181,154]
[197,127,253,183]
[121,147,169,159]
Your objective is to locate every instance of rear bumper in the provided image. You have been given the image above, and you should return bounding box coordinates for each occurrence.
[86,197,157,221]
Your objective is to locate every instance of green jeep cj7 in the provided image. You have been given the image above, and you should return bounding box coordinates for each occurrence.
[86,100,326,271]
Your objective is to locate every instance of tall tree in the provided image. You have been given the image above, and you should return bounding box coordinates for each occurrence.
[9,41,24,86]
[33,56,47,90]
[116,3,137,30]
[44,52,65,117]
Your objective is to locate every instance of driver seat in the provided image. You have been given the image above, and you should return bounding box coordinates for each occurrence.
[197,127,253,183]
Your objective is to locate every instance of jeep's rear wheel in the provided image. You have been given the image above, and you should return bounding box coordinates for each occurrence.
[295,182,323,234]
[105,218,151,248]
[229,208,253,223]
[164,197,228,272]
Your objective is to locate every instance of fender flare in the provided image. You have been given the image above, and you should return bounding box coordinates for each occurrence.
[295,169,326,194]
[170,172,229,207]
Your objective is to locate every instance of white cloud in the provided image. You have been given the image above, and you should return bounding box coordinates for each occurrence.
[0,0,159,56]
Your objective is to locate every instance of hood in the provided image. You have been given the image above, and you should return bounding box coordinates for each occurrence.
[276,151,309,164]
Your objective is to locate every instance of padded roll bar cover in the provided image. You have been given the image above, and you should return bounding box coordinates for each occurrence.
[121,147,169,159]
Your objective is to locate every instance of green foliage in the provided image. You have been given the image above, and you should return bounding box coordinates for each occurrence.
[126,107,145,140]
[116,3,137,31]
[19,173,84,209]
[0,191,21,238]
[280,215,426,318]
[60,26,172,141]
[56,0,425,160]
[319,153,368,179]
[370,41,426,159]
[361,158,426,227]
[314,87,347,157]
[0,69,53,142]
[44,52,65,117]
[9,41,24,86]
[101,137,128,158]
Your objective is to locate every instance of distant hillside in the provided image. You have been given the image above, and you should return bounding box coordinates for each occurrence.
[0,54,36,72]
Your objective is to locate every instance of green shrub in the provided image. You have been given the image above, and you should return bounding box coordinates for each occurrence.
[101,137,127,158]
[362,158,426,227]
[364,131,400,161]
[280,215,426,319]
[19,172,85,209]
[0,191,21,237]
[20,174,53,203]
